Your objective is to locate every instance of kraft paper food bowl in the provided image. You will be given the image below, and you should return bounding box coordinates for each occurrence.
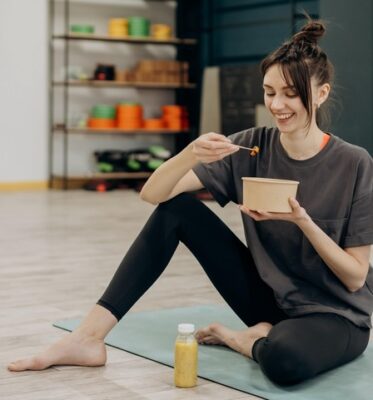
[241,177,299,213]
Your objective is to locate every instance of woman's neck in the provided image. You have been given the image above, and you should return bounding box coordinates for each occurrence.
[280,125,326,160]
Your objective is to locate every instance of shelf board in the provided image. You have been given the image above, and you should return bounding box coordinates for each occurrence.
[53,126,189,135]
[53,172,151,180]
[53,0,174,5]
[52,34,197,45]
[51,172,151,189]
[53,80,196,89]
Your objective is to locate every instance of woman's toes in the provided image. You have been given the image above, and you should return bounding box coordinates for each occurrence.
[8,355,50,372]
[194,323,230,347]
[196,322,222,337]
[8,358,36,372]
[195,327,211,340]
[200,335,223,345]
[196,334,210,344]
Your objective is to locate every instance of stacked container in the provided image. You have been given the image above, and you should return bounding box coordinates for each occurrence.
[70,24,95,34]
[117,103,143,129]
[162,105,189,130]
[128,17,150,37]
[88,105,116,128]
[143,118,165,130]
[108,18,128,37]
[151,24,172,39]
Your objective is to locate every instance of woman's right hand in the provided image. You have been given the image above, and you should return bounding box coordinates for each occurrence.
[190,132,239,164]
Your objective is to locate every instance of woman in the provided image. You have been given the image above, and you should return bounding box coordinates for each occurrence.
[8,19,373,386]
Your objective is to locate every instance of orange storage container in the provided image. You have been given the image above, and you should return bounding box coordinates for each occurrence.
[117,120,143,129]
[144,118,165,129]
[117,104,143,118]
[162,105,187,117]
[162,105,188,130]
[166,120,184,130]
[88,118,116,129]
[116,104,143,129]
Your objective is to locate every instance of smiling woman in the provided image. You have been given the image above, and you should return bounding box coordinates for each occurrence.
[8,16,373,390]
[261,21,333,131]
[259,23,334,160]
[262,63,330,160]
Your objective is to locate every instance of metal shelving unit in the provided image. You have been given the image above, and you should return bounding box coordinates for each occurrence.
[53,32,197,45]
[53,80,197,89]
[53,125,190,135]
[49,0,198,190]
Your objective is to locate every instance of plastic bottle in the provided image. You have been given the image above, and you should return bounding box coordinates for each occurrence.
[174,323,198,388]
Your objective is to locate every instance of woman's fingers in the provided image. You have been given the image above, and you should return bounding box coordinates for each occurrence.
[203,132,232,143]
[192,132,240,163]
[196,146,238,158]
[288,197,300,209]
[199,136,231,146]
[192,142,239,161]
[195,139,238,154]
[239,204,297,223]
[196,148,239,163]
[196,148,237,157]
[196,132,231,148]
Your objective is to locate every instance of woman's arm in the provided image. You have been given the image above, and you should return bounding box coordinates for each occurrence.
[296,217,370,292]
[140,144,201,205]
[240,198,371,292]
[140,133,239,205]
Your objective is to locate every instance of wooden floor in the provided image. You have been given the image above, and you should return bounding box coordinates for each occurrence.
[1,190,371,399]
[1,189,260,399]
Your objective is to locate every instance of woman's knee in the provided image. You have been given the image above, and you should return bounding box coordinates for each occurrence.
[146,193,200,230]
[156,193,202,220]
[257,336,313,386]
[158,192,197,209]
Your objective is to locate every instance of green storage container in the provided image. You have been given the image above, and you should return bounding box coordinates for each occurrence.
[91,105,116,119]
[70,24,95,34]
[128,17,150,37]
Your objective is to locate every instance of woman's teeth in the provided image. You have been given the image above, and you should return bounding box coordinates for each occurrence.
[276,113,294,120]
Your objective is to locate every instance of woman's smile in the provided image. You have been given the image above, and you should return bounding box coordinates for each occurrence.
[274,113,296,123]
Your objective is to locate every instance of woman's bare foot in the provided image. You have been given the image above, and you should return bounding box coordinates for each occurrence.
[7,331,107,372]
[195,321,273,358]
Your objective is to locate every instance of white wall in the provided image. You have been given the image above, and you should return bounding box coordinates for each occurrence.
[0,0,48,182]
[0,0,177,181]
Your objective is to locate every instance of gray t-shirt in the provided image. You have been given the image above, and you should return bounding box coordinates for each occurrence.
[193,127,373,328]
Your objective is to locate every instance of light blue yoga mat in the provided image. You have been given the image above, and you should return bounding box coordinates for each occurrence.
[54,305,372,400]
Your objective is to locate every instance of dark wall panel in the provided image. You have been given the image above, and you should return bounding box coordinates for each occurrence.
[216,0,289,7]
[320,0,373,153]
[214,21,291,61]
[295,1,318,14]
[213,4,291,25]
[203,0,319,65]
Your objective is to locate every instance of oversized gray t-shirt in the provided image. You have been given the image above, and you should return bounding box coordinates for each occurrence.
[193,127,373,328]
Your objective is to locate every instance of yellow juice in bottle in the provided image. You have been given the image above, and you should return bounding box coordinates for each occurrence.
[174,323,198,388]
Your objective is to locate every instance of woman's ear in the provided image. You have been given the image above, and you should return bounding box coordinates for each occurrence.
[317,83,331,106]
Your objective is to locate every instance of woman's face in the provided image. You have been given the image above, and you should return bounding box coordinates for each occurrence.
[263,64,315,135]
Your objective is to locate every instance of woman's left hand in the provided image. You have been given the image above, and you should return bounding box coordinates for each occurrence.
[239,197,310,226]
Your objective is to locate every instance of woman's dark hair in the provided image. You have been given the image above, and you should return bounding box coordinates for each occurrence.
[260,17,334,130]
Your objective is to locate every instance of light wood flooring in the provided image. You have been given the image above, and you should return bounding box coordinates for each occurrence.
[1,190,371,400]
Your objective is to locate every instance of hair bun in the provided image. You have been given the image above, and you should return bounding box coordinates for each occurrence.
[292,20,326,45]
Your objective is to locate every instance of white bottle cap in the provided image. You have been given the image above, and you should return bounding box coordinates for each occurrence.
[178,323,195,334]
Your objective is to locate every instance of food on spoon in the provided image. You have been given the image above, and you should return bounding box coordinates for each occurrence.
[250,146,260,156]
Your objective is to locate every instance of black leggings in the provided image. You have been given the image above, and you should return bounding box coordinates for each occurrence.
[98,193,370,386]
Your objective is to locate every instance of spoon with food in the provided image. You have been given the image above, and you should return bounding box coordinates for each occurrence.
[236,145,260,156]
